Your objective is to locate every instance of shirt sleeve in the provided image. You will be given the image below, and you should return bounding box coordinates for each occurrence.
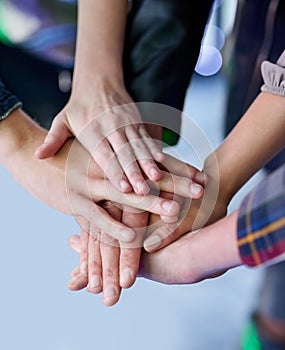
[0,80,22,121]
[237,163,285,267]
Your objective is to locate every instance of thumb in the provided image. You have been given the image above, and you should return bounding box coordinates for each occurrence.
[35,114,73,159]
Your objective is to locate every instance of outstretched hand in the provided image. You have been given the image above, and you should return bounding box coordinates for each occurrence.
[35,85,165,195]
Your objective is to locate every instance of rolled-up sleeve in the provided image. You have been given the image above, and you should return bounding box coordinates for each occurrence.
[0,81,22,121]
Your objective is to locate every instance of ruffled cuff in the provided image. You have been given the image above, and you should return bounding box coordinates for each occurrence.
[261,50,285,96]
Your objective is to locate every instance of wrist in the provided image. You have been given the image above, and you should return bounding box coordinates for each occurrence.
[191,211,242,278]
[0,109,46,169]
[72,62,125,93]
[71,73,127,101]
[203,149,239,207]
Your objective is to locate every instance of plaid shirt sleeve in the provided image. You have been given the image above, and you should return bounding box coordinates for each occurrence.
[238,159,285,267]
[0,81,22,122]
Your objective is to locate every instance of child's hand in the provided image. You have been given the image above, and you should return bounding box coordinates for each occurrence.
[35,86,164,195]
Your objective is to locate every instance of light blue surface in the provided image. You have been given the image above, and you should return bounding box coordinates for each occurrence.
[0,73,264,350]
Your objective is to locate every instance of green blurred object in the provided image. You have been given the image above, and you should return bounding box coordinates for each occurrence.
[162,128,179,146]
[241,320,262,350]
[0,5,10,45]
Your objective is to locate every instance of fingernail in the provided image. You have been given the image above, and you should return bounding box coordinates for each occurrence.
[120,269,132,287]
[104,286,118,299]
[136,180,149,194]
[150,167,160,178]
[156,152,164,160]
[90,275,102,289]
[120,229,135,242]
[120,180,131,191]
[191,183,203,195]
[162,200,175,213]
[161,215,179,223]
[195,172,207,185]
[144,235,161,251]
[80,262,88,277]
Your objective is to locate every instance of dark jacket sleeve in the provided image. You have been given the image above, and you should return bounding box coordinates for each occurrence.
[0,80,22,121]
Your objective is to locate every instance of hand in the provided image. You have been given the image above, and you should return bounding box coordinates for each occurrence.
[143,154,227,252]
[68,204,148,306]
[68,211,242,287]
[35,82,165,195]
[139,211,242,284]
[3,110,197,241]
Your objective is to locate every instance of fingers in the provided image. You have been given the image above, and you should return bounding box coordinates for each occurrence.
[35,114,72,159]
[125,126,163,181]
[100,232,121,306]
[144,196,190,253]
[76,198,136,243]
[93,180,180,220]
[119,209,149,288]
[68,229,89,291]
[100,203,122,306]
[77,118,165,194]
[79,228,89,277]
[86,227,103,295]
[155,171,204,199]
[144,221,181,253]
[138,124,165,162]
[68,268,88,291]
[91,138,132,193]
[68,234,81,253]
[161,154,207,186]
[108,130,150,195]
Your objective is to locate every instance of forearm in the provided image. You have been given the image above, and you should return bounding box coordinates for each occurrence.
[73,0,129,91]
[0,109,74,213]
[0,108,46,170]
[205,91,285,204]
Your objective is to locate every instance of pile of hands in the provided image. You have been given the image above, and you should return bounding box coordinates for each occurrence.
[65,147,228,307]
[30,90,229,307]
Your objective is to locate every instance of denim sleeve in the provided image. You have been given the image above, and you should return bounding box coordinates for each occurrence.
[0,81,22,121]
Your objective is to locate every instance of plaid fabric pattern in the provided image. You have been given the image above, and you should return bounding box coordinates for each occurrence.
[238,164,285,266]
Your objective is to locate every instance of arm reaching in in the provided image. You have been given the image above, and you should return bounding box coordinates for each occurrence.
[144,85,285,252]
[35,0,165,195]
[0,107,205,240]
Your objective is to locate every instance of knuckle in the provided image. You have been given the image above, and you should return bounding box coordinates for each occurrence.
[89,260,100,271]
[81,247,88,257]
[104,268,116,279]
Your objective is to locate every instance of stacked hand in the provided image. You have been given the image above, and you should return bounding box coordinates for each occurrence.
[65,153,231,306]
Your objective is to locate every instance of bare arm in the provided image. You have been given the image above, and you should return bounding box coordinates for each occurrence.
[205,91,285,204]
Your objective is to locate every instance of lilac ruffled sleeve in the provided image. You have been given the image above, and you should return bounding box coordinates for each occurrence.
[261,50,285,96]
